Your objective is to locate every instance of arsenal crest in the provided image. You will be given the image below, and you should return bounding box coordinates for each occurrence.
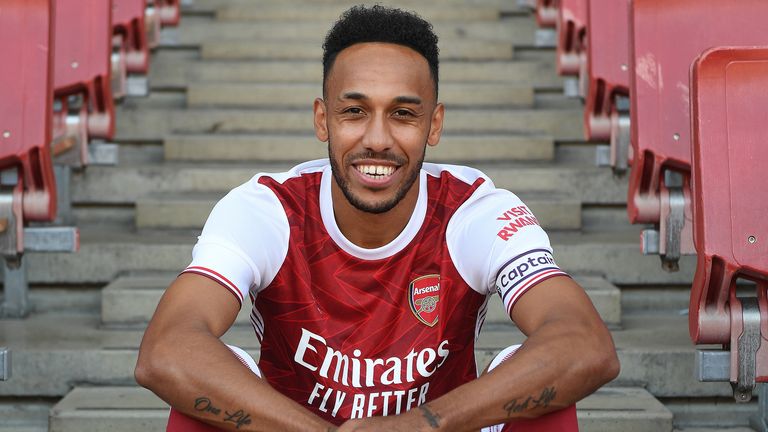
[409,274,441,327]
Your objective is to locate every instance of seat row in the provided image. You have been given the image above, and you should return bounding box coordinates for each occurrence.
[525,0,768,420]
[0,0,179,324]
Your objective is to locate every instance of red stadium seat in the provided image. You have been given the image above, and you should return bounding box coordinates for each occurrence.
[535,0,558,28]
[112,0,150,75]
[52,0,116,167]
[583,0,630,170]
[555,0,587,77]
[157,0,181,27]
[689,46,768,401]
[626,0,768,270]
[0,0,58,230]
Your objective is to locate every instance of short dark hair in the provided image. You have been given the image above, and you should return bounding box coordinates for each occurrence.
[322,5,440,96]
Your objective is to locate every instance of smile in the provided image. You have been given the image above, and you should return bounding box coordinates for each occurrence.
[355,164,396,179]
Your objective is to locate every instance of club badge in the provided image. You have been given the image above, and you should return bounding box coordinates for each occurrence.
[409,274,441,327]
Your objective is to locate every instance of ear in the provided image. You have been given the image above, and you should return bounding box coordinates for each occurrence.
[313,98,329,142]
[427,103,445,147]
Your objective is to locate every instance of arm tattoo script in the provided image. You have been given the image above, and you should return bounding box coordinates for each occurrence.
[419,404,442,429]
[503,387,557,418]
[193,396,253,429]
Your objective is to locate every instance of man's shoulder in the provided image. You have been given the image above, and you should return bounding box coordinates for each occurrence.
[422,162,492,188]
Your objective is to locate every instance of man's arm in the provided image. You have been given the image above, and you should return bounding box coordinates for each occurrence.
[135,273,336,432]
[339,276,620,432]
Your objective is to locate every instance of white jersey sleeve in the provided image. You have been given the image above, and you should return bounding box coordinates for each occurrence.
[446,179,569,317]
[182,176,290,307]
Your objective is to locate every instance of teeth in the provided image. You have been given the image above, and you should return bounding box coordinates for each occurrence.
[357,165,395,177]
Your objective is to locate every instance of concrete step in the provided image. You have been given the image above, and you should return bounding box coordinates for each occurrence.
[150,57,560,88]
[17,228,696,285]
[185,82,535,108]
[0,311,730,398]
[72,163,627,205]
[215,4,504,21]
[199,39,520,61]
[183,0,530,15]
[101,274,619,327]
[160,16,537,46]
[0,402,49,432]
[115,107,585,141]
[162,133,555,162]
[135,191,580,230]
[48,385,671,432]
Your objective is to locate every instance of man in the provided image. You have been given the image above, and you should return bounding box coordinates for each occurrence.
[135,5,619,431]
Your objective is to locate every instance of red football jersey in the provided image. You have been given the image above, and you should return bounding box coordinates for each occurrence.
[183,160,568,425]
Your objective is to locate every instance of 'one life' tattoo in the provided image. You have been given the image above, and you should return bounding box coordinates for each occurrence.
[503,387,557,418]
[194,396,253,429]
[419,404,442,429]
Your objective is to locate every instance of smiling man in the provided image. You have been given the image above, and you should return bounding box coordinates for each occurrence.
[135,5,619,432]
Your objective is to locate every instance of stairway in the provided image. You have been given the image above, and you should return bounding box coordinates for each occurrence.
[0,1,758,431]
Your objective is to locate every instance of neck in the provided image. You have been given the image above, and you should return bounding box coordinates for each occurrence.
[331,177,421,249]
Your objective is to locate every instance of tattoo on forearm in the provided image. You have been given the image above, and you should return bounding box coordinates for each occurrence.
[194,397,221,415]
[193,396,253,429]
[223,409,253,429]
[419,404,442,429]
[503,387,557,418]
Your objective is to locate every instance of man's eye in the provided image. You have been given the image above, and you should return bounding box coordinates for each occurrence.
[394,109,413,117]
[344,107,364,115]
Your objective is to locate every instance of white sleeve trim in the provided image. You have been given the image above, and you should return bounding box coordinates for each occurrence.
[183,174,291,307]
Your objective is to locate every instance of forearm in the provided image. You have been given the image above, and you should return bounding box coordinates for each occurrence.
[136,325,335,432]
[419,320,618,432]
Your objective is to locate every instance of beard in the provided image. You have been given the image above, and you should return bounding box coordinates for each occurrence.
[328,142,425,214]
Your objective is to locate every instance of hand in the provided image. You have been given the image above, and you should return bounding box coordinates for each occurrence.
[335,405,444,432]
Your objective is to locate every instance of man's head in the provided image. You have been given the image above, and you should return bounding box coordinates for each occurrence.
[322,5,440,98]
[315,5,445,216]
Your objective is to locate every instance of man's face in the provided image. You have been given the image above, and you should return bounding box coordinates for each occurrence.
[314,42,444,214]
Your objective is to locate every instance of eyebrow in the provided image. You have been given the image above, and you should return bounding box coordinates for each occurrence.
[339,92,422,105]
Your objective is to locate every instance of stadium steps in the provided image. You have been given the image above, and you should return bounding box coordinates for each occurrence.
[133,192,582,230]
[115,106,585,141]
[149,55,562,88]
[99,274,620,328]
[0,311,733,399]
[159,16,538,46]
[47,386,672,432]
[198,40,521,61]
[2,0,757,430]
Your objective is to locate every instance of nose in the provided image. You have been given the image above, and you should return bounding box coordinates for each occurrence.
[361,113,394,153]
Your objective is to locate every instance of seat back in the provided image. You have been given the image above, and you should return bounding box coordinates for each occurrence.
[53,0,115,148]
[158,0,180,26]
[689,46,768,385]
[627,0,768,225]
[583,0,630,141]
[112,0,149,74]
[0,0,57,232]
[556,0,587,76]
[536,0,558,28]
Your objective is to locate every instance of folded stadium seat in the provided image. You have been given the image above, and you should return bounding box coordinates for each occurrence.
[555,0,587,99]
[626,0,768,271]
[535,0,558,28]
[112,0,150,97]
[689,46,768,407]
[52,0,116,168]
[157,0,181,27]
[0,0,78,320]
[583,0,631,172]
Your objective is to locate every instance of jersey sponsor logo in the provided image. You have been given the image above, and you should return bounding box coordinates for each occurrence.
[293,328,450,418]
[408,274,441,327]
[495,205,540,241]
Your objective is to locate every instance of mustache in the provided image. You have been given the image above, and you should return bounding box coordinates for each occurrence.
[345,151,406,166]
